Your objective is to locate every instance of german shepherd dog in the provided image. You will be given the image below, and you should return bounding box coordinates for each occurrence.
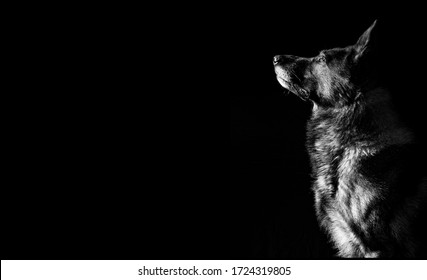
[273,20,427,258]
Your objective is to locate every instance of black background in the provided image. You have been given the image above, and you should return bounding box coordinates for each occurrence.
[3,9,427,260]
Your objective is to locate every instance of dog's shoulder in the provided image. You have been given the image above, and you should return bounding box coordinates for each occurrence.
[358,143,423,190]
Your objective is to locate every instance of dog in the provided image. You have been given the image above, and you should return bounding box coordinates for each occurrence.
[273,20,427,258]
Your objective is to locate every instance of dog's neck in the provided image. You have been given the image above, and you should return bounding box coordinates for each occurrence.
[312,87,389,113]
[311,87,413,147]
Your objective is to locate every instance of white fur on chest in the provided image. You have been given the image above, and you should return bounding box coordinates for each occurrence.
[314,145,378,257]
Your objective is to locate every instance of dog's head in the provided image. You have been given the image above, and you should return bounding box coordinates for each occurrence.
[274,20,377,107]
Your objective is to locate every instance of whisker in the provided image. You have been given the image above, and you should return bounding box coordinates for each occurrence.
[289,69,302,83]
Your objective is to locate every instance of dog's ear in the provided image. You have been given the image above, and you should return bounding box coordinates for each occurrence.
[354,20,377,61]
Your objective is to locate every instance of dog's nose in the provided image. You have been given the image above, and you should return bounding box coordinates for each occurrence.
[273,55,283,65]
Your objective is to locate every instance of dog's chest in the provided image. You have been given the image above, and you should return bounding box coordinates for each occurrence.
[312,141,360,193]
[309,133,383,257]
[309,123,360,187]
[307,117,375,207]
[307,115,381,232]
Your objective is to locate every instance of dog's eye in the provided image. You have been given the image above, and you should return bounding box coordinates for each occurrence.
[316,55,326,63]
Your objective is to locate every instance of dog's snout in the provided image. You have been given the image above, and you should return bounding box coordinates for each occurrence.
[274,55,299,65]
[273,55,283,65]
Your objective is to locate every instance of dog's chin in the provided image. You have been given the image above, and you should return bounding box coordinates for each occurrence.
[277,76,291,89]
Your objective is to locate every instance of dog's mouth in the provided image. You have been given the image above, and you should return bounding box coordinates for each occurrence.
[276,75,310,101]
[275,66,310,101]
